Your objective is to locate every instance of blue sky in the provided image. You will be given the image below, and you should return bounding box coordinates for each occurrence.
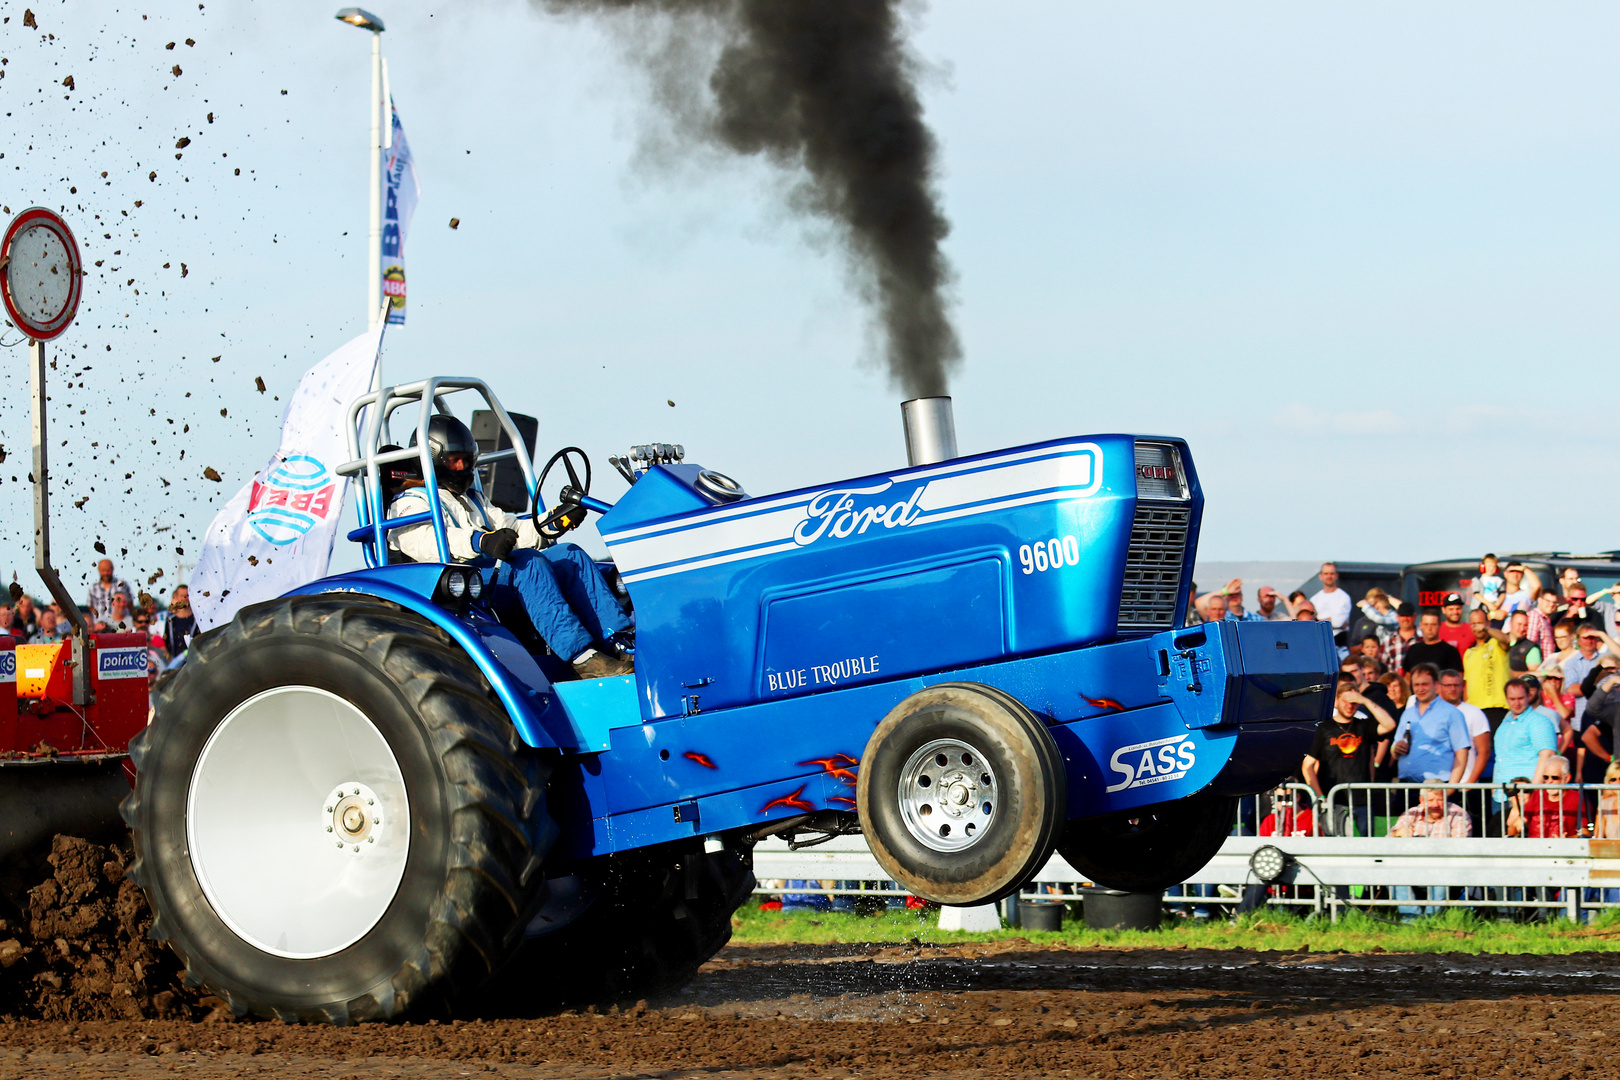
[3,1,1618,596]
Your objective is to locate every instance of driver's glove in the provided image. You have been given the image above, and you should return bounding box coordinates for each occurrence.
[477,528,519,560]
[539,506,582,540]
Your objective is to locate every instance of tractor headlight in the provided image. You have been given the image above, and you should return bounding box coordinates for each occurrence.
[445,571,467,599]
[467,572,483,600]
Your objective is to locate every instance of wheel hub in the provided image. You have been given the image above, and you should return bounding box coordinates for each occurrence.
[186,686,411,960]
[897,738,998,853]
[325,782,384,851]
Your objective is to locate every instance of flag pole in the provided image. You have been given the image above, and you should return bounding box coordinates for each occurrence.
[367,26,384,330]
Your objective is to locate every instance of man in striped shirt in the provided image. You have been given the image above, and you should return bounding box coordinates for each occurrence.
[86,559,134,626]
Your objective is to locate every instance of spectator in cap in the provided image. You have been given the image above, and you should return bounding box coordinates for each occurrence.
[1498,562,1541,619]
[1530,671,1573,750]
[1253,585,1289,621]
[1402,611,1464,674]
[1382,601,1422,675]
[1505,609,1543,674]
[1309,562,1353,632]
[1437,592,1475,655]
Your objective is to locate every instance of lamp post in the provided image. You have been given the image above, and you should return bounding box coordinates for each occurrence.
[335,8,387,331]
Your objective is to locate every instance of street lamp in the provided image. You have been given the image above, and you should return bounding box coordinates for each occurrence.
[335,8,388,331]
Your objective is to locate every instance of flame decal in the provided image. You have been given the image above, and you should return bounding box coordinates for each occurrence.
[761,785,815,813]
[801,753,860,783]
[828,795,857,807]
[683,751,718,769]
[1081,693,1125,713]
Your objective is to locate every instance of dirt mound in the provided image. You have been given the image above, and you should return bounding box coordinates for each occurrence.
[0,835,200,1021]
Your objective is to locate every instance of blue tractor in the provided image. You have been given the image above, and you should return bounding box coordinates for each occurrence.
[123,378,1335,1022]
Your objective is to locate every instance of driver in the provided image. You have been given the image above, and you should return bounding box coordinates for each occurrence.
[387,416,633,679]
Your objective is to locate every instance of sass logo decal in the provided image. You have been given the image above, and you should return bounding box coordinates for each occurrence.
[0,651,13,684]
[248,455,339,546]
[791,481,925,547]
[97,646,148,681]
[1104,734,1197,793]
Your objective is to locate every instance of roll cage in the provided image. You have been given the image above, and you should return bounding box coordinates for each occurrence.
[335,378,541,568]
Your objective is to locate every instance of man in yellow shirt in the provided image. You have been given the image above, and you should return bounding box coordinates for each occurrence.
[1462,607,1512,730]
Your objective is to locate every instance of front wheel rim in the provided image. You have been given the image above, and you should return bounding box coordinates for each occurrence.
[186,685,412,960]
[897,738,999,853]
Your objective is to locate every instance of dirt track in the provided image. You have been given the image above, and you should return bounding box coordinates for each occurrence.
[1,838,1613,1077]
[0,940,1616,1078]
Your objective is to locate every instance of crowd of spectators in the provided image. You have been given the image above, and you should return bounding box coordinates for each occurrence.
[1192,557,1620,841]
[4,558,195,682]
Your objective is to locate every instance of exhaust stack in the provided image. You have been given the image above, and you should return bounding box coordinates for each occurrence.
[902,396,958,467]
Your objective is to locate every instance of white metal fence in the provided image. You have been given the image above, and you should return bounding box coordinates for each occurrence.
[753,782,1620,921]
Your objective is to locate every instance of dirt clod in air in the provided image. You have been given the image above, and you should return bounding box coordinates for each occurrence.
[202,467,221,482]
[0,836,197,1021]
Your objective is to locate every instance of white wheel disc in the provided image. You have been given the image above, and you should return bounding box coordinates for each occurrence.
[186,686,411,959]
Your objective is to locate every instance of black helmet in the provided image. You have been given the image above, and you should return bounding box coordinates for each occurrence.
[409,415,478,496]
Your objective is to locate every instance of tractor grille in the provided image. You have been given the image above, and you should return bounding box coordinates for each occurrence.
[1118,502,1191,633]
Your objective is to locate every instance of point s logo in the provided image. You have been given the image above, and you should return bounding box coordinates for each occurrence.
[96,645,148,681]
[1104,734,1196,794]
[248,455,338,547]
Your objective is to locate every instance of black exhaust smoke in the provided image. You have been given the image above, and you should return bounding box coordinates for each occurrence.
[538,0,961,399]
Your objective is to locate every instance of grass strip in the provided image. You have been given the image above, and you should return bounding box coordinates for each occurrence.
[732,901,1620,955]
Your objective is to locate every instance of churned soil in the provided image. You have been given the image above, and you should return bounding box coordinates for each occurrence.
[0,835,203,1023]
[0,932,1615,1077]
[3,839,1618,1076]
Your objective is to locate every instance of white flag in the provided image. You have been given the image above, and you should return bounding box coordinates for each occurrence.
[189,326,384,631]
[381,100,419,327]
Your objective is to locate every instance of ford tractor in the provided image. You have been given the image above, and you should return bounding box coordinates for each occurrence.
[124,379,1335,1023]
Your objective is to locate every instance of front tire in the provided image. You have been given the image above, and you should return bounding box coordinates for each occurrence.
[122,595,554,1023]
[485,839,755,1011]
[857,682,1065,906]
[1057,791,1237,894]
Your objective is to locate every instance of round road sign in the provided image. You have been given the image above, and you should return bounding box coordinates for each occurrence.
[1,208,82,341]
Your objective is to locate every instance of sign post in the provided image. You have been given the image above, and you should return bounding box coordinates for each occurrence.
[2,208,89,703]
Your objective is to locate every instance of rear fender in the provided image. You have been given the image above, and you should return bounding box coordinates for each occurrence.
[287,576,576,751]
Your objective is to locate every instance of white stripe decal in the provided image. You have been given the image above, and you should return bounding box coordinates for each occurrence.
[605,442,1103,581]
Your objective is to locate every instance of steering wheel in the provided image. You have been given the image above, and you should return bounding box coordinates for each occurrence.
[534,447,592,537]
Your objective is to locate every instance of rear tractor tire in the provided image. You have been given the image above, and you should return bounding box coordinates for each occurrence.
[122,595,555,1023]
[484,838,755,1011]
[1056,791,1238,894]
[857,682,1066,906]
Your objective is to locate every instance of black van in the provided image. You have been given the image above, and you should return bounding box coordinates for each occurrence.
[1400,553,1620,611]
